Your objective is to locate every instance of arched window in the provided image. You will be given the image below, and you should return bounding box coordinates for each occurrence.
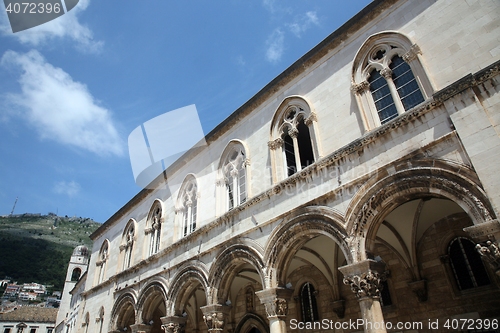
[352,32,433,130]
[269,96,321,182]
[71,268,82,281]
[120,220,136,269]
[96,241,109,285]
[176,175,198,237]
[300,282,319,322]
[449,237,490,291]
[217,141,249,214]
[146,203,162,256]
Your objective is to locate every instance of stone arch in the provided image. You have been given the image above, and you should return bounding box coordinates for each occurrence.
[208,241,266,304]
[234,313,269,333]
[345,160,496,262]
[264,205,350,288]
[167,261,209,316]
[110,292,137,331]
[137,279,168,323]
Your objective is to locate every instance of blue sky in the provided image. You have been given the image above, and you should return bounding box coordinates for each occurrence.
[0,0,372,222]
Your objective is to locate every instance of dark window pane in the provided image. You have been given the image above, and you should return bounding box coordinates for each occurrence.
[390,56,424,110]
[297,120,314,169]
[283,134,296,176]
[369,70,397,124]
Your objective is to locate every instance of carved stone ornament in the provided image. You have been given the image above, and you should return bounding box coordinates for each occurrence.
[203,312,225,331]
[160,316,186,333]
[476,241,500,275]
[268,138,283,150]
[351,80,370,95]
[402,44,421,63]
[304,111,318,126]
[161,322,184,333]
[263,298,288,318]
[200,305,230,332]
[380,68,393,79]
[343,271,385,299]
[332,299,346,319]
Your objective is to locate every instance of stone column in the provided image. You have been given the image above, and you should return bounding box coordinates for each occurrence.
[339,260,387,333]
[255,287,293,333]
[200,304,230,333]
[464,219,500,276]
[160,316,187,333]
[130,323,152,333]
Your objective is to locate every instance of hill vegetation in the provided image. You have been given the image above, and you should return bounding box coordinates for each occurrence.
[0,214,100,290]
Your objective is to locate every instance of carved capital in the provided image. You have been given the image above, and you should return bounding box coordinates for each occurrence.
[255,287,293,319]
[402,44,421,63]
[160,316,186,333]
[339,259,386,299]
[380,68,392,79]
[351,80,370,95]
[268,138,283,150]
[288,127,299,139]
[304,112,317,126]
[476,241,500,276]
[200,305,230,332]
[130,323,152,333]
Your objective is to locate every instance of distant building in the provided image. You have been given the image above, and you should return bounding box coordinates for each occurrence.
[2,284,20,299]
[0,307,57,333]
[55,246,89,333]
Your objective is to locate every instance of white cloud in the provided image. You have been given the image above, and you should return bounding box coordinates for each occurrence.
[53,180,81,197]
[1,50,124,156]
[266,28,284,63]
[288,11,319,38]
[0,0,103,53]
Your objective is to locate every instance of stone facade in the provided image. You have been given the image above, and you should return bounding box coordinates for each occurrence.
[63,0,500,332]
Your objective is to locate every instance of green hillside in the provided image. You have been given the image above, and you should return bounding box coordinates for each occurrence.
[0,214,100,290]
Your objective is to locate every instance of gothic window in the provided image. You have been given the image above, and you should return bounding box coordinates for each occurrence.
[269,96,320,182]
[352,32,433,130]
[176,175,198,237]
[96,241,109,285]
[218,141,249,214]
[246,287,254,312]
[146,203,162,256]
[71,268,82,281]
[448,237,490,291]
[379,280,392,306]
[120,220,136,269]
[300,282,319,323]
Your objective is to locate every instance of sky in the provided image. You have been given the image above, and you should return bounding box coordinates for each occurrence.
[0,0,373,223]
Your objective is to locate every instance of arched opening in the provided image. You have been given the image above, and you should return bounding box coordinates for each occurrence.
[71,268,81,281]
[169,271,208,333]
[139,286,167,333]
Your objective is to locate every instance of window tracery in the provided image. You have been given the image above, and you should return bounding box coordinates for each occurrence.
[176,175,198,237]
[352,32,433,129]
[96,241,109,285]
[146,204,162,256]
[269,97,320,182]
[120,220,136,269]
[217,141,249,214]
